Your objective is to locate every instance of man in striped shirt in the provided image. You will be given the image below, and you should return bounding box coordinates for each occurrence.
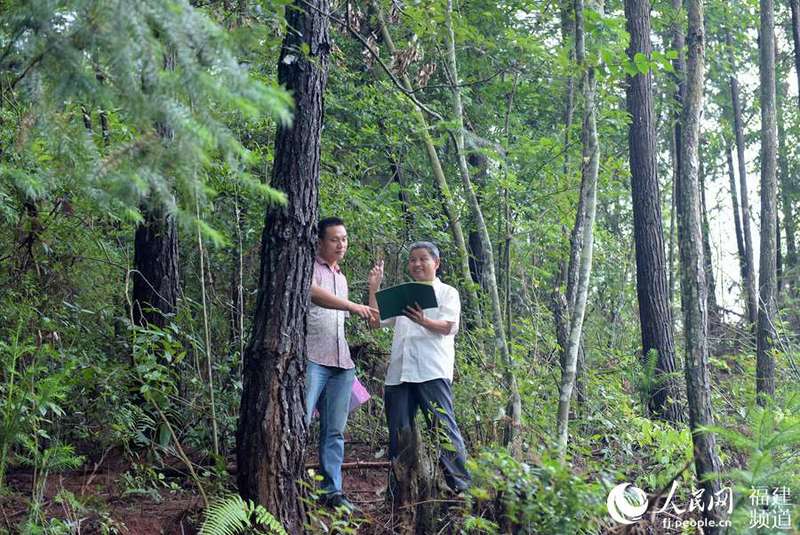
[306,217,377,512]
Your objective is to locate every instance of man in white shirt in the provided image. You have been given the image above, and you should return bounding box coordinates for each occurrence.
[368,241,471,493]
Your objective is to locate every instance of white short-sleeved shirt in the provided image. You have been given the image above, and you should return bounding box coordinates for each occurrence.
[383,278,461,385]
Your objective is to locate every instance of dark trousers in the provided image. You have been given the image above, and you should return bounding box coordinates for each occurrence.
[384,379,471,492]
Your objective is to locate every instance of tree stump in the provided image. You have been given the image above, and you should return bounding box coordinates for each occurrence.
[388,425,449,534]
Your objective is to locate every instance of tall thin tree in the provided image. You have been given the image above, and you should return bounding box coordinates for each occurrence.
[676,0,724,525]
[235,0,330,529]
[444,0,522,445]
[668,0,686,314]
[756,0,778,400]
[727,144,749,292]
[777,64,797,295]
[725,16,758,327]
[624,0,683,422]
[557,0,600,457]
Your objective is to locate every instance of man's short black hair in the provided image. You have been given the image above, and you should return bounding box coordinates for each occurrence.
[317,217,345,239]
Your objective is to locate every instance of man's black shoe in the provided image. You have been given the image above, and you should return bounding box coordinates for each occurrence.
[321,492,360,513]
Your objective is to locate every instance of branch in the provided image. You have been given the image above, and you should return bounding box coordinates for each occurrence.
[297,0,443,121]
[9,54,44,91]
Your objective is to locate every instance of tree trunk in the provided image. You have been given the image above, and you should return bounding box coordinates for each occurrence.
[778,75,797,296]
[668,130,677,313]
[563,0,584,316]
[624,0,683,423]
[788,0,800,303]
[444,0,521,447]
[230,193,246,363]
[133,51,179,331]
[378,119,414,243]
[726,24,758,327]
[235,0,330,530]
[389,151,413,242]
[387,426,442,534]
[699,152,719,330]
[561,0,576,178]
[790,0,800,112]
[668,0,686,317]
[727,145,749,290]
[676,0,724,527]
[372,2,482,326]
[756,0,778,401]
[467,151,489,287]
[557,0,600,457]
[132,206,179,329]
[552,0,588,407]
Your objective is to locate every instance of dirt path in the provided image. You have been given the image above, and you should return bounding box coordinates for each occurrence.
[0,440,393,534]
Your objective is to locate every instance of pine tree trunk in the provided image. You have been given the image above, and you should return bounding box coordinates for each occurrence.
[557,0,600,457]
[132,208,179,330]
[676,0,723,527]
[726,24,758,327]
[235,1,330,530]
[756,0,778,401]
[133,51,179,330]
[624,0,683,423]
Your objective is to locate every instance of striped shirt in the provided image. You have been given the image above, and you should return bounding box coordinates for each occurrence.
[306,256,354,369]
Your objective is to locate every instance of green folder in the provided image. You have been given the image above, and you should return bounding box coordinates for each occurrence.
[375,282,438,321]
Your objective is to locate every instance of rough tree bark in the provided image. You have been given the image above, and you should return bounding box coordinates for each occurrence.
[557,0,600,457]
[132,207,179,328]
[756,0,778,401]
[624,0,683,423]
[235,0,330,530]
[133,51,179,330]
[676,0,724,527]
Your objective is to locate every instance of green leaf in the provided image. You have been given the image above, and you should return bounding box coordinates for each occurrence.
[633,52,650,74]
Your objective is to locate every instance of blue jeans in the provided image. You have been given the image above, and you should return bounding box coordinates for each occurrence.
[305,361,355,495]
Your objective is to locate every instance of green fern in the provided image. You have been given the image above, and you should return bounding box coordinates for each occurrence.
[200,494,287,535]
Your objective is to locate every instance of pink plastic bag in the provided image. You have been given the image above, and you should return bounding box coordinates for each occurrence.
[348,376,371,412]
[312,376,371,419]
